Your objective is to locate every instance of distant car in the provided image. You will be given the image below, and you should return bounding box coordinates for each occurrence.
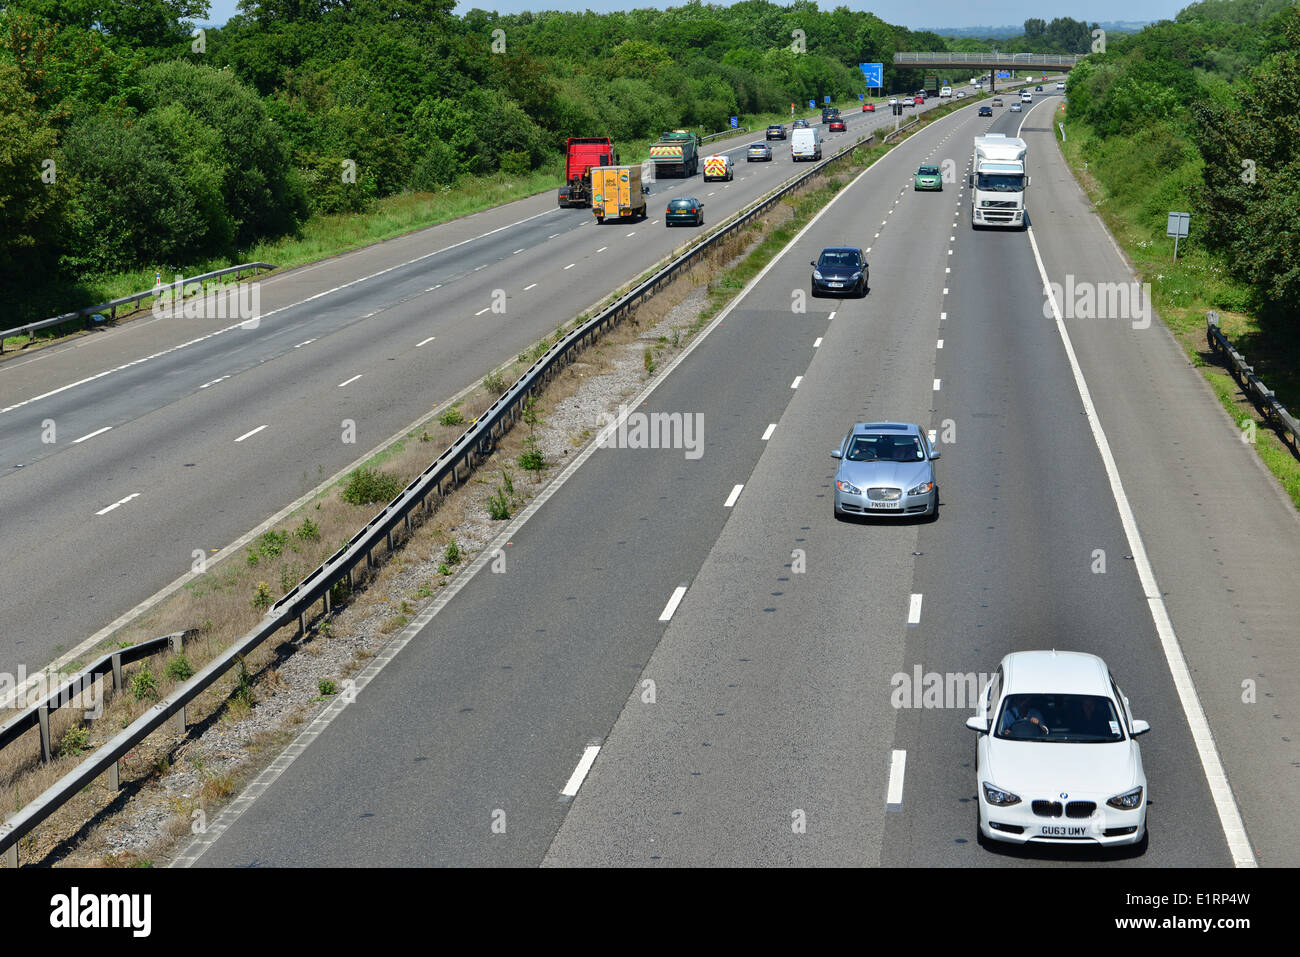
[1035,85,1044,91]
[914,164,942,191]
[955,91,966,99]
[765,124,787,140]
[1057,81,1066,91]
[978,105,993,117]
[968,650,1150,850]
[863,102,875,112]
[828,117,846,132]
[913,95,925,105]
[792,118,810,129]
[746,142,773,162]
[992,98,1003,107]
[811,246,868,299]
[1010,102,1022,112]
[830,422,938,519]
[664,197,704,227]
[888,97,899,106]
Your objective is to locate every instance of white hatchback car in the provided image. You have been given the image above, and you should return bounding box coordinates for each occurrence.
[967,651,1150,849]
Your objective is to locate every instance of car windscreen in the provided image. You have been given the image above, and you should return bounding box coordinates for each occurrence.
[817,251,860,269]
[995,693,1124,742]
[845,434,922,462]
[976,174,1024,192]
[917,166,939,176]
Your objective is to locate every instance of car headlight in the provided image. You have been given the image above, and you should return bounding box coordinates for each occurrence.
[982,782,1021,807]
[907,481,933,496]
[835,479,861,495]
[1106,786,1144,811]
[813,270,823,280]
[850,271,861,280]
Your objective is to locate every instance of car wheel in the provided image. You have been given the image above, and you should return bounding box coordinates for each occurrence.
[698,215,704,226]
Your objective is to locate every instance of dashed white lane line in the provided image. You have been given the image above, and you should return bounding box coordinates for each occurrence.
[512,248,524,255]
[937,339,945,349]
[563,263,575,270]
[95,492,140,516]
[886,749,907,811]
[473,265,487,271]
[199,376,230,389]
[337,374,362,388]
[813,337,823,347]
[940,311,947,321]
[560,745,601,798]
[933,379,941,391]
[548,233,560,239]
[294,339,315,349]
[475,307,490,316]
[827,311,837,321]
[416,336,436,348]
[524,283,538,291]
[659,586,688,622]
[943,288,949,295]
[596,246,608,253]
[626,232,637,237]
[907,593,923,624]
[762,424,777,440]
[235,425,267,443]
[74,426,112,444]
[724,484,744,508]
[791,375,803,389]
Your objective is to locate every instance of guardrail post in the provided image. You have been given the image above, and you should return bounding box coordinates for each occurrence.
[111,651,123,692]
[171,704,186,735]
[37,705,52,763]
[168,632,184,655]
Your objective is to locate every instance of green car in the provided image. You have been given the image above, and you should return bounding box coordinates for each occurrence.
[914,164,943,191]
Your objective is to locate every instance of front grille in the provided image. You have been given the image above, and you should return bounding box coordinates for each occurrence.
[1066,801,1097,818]
[985,200,1018,208]
[867,488,901,501]
[1032,800,1063,818]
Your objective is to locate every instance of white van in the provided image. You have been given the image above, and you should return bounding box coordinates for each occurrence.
[791,127,821,162]
[1056,81,1065,91]
[940,86,952,98]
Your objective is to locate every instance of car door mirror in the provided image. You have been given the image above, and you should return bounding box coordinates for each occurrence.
[811,261,817,267]
[929,449,941,460]
[966,716,989,733]
[1131,719,1151,736]
[830,449,843,459]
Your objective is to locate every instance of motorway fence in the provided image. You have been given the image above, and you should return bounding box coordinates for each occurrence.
[0,263,276,354]
[0,120,892,867]
[1206,311,1300,457]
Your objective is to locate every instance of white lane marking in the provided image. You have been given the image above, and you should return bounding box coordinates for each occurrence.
[937,339,944,349]
[73,426,112,444]
[762,423,777,441]
[475,307,490,316]
[950,236,955,241]
[473,265,486,271]
[651,220,658,225]
[875,232,880,238]
[948,250,954,256]
[791,376,803,389]
[561,746,601,798]
[886,749,907,810]
[907,594,923,624]
[865,247,872,253]
[1027,224,1256,867]
[294,339,316,349]
[96,492,140,516]
[827,311,837,321]
[512,248,524,255]
[416,336,436,348]
[199,375,230,389]
[943,288,949,295]
[940,312,947,321]
[234,425,267,442]
[724,484,744,508]
[564,263,575,270]
[659,586,688,622]
[596,246,608,253]
[626,232,637,238]
[945,268,951,274]
[524,283,538,291]
[933,379,941,391]
[813,337,822,347]
[548,233,560,239]
[337,374,362,388]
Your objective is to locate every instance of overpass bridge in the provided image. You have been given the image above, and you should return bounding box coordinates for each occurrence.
[894,52,1082,91]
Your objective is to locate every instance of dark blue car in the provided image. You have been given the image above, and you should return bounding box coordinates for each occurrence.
[811,247,869,298]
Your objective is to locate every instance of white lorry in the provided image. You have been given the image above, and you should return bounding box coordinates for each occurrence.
[791,127,822,162]
[969,134,1030,230]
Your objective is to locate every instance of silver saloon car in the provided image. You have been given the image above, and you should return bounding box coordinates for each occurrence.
[831,422,939,519]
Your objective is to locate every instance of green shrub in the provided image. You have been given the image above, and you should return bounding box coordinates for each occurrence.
[487,486,511,520]
[318,679,338,696]
[343,467,402,505]
[440,406,465,427]
[295,517,321,542]
[60,725,90,756]
[252,580,273,610]
[131,668,159,701]
[165,655,195,682]
[444,540,461,564]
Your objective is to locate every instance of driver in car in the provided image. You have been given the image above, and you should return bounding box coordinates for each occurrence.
[1000,696,1046,735]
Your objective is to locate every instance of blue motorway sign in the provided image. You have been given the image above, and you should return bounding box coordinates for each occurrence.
[859,62,884,87]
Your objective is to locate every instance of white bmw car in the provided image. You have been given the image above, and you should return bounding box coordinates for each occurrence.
[967,651,1150,849]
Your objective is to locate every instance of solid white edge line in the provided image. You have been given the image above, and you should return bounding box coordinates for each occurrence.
[1027,224,1256,868]
[907,593,923,624]
[170,122,930,866]
[234,425,267,443]
[560,745,601,798]
[762,424,777,441]
[791,376,802,389]
[723,484,744,508]
[658,585,688,622]
[886,749,906,810]
[73,426,112,444]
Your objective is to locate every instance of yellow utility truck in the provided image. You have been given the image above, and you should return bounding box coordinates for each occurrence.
[591,165,648,224]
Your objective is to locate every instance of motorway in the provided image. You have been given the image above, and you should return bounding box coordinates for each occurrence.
[0,95,953,674]
[187,90,1299,866]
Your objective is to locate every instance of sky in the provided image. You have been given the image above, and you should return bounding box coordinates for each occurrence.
[198,1,1191,31]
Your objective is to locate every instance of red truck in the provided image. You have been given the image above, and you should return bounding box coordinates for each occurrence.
[558,137,617,208]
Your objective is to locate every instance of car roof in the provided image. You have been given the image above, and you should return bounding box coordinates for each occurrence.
[1002,651,1112,696]
[819,246,862,256]
[852,421,918,435]
[669,197,699,203]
